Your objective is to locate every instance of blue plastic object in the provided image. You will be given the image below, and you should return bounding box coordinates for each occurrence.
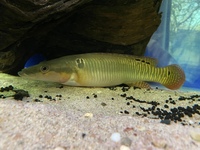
[24,53,46,68]
[145,0,200,89]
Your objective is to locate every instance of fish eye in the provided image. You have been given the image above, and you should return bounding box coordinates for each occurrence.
[40,66,50,73]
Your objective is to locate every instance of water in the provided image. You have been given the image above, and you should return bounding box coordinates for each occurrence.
[145,0,200,89]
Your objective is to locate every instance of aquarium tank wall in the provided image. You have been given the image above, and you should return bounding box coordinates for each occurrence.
[145,0,200,89]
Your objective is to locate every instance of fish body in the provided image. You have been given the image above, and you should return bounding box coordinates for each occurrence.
[18,53,185,90]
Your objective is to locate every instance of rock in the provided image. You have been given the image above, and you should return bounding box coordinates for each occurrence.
[120,145,130,150]
[152,140,167,148]
[111,132,121,142]
[190,131,200,142]
[121,137,132,147]
[0,0,91,50]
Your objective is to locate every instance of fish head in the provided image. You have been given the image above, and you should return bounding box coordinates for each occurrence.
[18,59,74,84]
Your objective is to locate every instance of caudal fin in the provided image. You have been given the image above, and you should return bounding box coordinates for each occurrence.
[160,64,185,90]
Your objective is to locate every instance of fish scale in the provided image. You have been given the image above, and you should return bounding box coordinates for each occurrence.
[18,53,185,90]
[84,57,122,85]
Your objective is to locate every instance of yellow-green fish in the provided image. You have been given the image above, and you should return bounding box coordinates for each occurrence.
[18,53,185,90]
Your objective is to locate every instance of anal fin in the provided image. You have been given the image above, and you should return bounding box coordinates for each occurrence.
[127,81,152,89]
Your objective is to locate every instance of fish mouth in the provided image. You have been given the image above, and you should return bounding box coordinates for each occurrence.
[18,70,36,80]
[18,70,28,77]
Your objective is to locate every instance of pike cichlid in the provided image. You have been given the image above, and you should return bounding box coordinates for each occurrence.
[18,53,185,90]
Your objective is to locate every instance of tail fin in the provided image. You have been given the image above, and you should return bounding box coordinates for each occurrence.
[161,64,185,90]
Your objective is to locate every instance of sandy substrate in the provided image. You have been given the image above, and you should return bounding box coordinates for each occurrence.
[0,73,200,150]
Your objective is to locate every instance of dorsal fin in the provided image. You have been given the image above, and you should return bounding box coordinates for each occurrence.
[76,53,158,66]
[133,56,158,66]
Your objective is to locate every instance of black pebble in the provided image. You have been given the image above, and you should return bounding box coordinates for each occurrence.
[108,87,117,91]
[13,89,30,100]
[93,94,97,98]
[0,95,6,99]
[0,87,4,92]
[124,110,129,114]
[101,102,107,106]
[34,99,42,102]
[120,93,127,97]
[135,112,140,115]
[164,104,169,108]
[178,96,186,100]
[58,85,64,89]
[82,133,86,138]
[121,86,130,92]
[160,119,171,125]
[4,87,10,91]
[44,95,52,99]
[8,85,14,90]
[56,94,62,97]
[143,114,147,117]
[170,100,176,105]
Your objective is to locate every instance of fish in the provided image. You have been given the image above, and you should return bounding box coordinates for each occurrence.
[18,53,185,90]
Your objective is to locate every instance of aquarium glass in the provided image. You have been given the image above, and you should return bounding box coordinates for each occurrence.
[145,0,200,88]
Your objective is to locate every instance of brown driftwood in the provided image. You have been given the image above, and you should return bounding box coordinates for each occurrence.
[0,0,162,74]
